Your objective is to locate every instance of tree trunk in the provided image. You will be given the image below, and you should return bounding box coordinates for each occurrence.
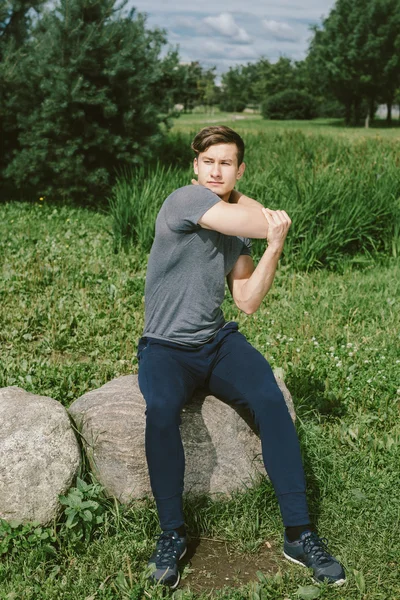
[353,98,362,126]
[387,102,392,126]
[369,98,375,122]
[345,101,352,126]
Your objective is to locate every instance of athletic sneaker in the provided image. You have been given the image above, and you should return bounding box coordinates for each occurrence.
[284,530,346,586]
[146,530,187,589]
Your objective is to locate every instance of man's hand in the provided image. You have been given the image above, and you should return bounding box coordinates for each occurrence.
[261,207,291,252]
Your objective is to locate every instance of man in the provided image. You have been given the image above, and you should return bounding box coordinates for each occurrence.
[136,125,346,589]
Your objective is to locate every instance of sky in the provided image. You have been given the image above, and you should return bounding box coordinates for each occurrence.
[126,0,337,75]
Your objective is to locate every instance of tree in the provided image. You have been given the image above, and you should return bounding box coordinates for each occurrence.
[308,0,366,125]
[196,66,220,113]
[1,0,179,203]
[308,0,400,125]
[369,0,400,124]
[170,62,219,113]
[219,66,250,112]
[0,0,46,194]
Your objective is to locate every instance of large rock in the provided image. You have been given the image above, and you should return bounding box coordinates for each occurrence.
[69,374,295,504]
[0,387,81,525]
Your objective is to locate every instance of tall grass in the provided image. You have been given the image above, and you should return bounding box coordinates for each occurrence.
[108,130,400,269]
[108,163,192,253]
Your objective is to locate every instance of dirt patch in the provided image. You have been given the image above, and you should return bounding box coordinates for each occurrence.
[180,537,279,594]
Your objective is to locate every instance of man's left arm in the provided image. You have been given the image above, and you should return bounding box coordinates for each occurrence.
[227,208,291,315]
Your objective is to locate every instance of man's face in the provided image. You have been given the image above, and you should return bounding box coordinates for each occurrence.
[193,143,245,201]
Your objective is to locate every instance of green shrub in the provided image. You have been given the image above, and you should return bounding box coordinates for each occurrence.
[2,0,179,205]
[219,99,247,113]
[262,90,317,120]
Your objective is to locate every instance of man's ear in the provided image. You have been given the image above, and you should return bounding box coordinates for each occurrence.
[193,158,199,175]
[237,162,246,180]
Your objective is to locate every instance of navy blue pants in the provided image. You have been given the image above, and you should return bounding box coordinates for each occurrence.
[137,321,310,531]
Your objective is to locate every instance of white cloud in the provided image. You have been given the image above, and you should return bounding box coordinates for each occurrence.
[262,19,300,41]
[125,0,337,73]
[128,1,335,22]
[173,16,203,33]
[203,13,251,43]
[203,40,258,59]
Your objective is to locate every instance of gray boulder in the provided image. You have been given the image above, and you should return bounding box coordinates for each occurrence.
[69,374,295,503]
[0,386,81,525]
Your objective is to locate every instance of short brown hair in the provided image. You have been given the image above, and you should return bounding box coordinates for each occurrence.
[191,125,245,165]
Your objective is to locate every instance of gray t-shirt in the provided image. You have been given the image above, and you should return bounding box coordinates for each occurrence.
[142,185,252,347]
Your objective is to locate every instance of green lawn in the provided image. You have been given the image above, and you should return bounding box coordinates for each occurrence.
[1,199,399,599]
[172,111,400,141]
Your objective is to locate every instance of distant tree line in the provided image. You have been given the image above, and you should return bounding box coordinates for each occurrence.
[1,0,399,203]
[219,0,400,125]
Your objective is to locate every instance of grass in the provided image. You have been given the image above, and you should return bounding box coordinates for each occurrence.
[171,111,400,140]
[1,196,399,599]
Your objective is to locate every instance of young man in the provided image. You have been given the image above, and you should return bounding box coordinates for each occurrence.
[136,126,346,589]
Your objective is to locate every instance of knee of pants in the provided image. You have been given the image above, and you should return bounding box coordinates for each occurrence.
[250,384,287,417]
[145,401,182,431]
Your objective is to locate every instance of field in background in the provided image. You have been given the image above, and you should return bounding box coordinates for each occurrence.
[172,111,400,140]
[1,119,400,599]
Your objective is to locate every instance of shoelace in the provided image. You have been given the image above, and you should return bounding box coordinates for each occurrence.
[153,532,181,568]
[302,532,333,565]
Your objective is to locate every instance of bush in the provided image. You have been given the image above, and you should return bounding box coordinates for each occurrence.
[219,98,246,113]
[262,89,317,120]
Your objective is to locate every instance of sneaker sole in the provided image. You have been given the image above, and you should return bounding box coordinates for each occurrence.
[283,551,346,587]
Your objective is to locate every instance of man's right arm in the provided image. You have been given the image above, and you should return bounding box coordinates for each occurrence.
[198,201,268,239]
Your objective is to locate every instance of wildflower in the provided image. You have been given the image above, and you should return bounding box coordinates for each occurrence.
[39,197,44,201]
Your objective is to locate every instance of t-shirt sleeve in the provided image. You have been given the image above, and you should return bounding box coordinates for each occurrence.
[240,237,252,256]
[164,185,222,233]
